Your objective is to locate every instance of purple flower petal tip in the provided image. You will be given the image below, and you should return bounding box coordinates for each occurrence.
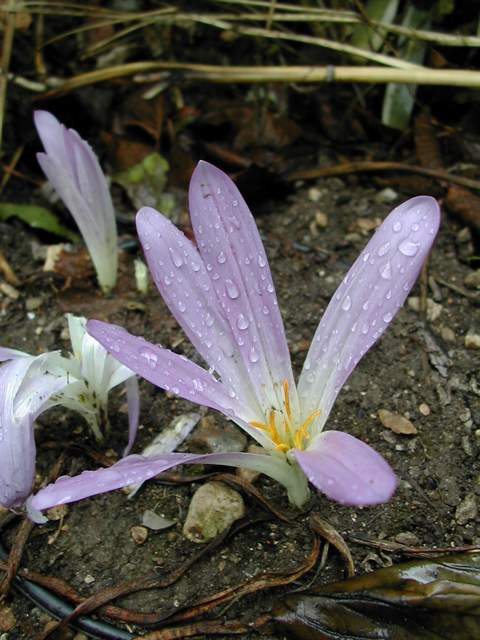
[295,431,397,506]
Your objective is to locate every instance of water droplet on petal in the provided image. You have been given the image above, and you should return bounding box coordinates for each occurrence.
[411,223,419,231]
[205,313,214,327]
[262,305,269,315]
[361,323,369,335]
[225,279,240,299]
[398,240,419,257]
[380,261,392,280]
[164,275,171,286]
[178,301,186,312]
[393,221,402,232]
[377,242,390,257]
[258,255,266,268]
[140,348,158,369]
[362,252,370,262]
[191,261,201,272]
[341,295,351,311]
[385,289,392,300]
[249,346,260,363]
[267,283,274,293]
[383,311,393,323]
[237,313,249,330]
[169,248,183,268]
[362,300,369,311]
[217,251,226,264]
[232,199,239,207]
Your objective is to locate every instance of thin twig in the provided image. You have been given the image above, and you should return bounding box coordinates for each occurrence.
[0,3,16,154]
[37,63,480,99]
[287,160,480,191]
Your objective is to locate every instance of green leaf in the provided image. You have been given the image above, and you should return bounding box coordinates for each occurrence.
[0,203,80,242]
[273,552,480,639]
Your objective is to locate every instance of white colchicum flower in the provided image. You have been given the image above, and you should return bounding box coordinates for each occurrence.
[34,110,118,293]
[0,315,138,511]
[29,162,440,517]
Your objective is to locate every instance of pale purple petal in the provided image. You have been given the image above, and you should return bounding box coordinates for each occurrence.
[189,161,295,414]
[136,207,262,418]
[0,359,37,507]
[294,431,397,506]
[298,196,440,425]
[123,376,139,456]
[0,347,29,362]
[34,110,117,292]
[29,451,291,512]
[87,319,250,422]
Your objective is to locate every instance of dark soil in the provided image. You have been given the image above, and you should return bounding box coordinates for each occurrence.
[1,171,479,638]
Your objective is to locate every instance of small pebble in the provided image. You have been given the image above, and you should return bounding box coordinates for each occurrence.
[25,297,43,311]
[455,493,478,525]
[374,187,398,204]
[314,211,328,228]
[308,187,321,202]
[378,409,417,435]
[131,525,148,545]
[183,481,245,543]
[394,531,419,546]
[465,332,480,350]
[0,604,16,631]
[84,574,95,584]
[440,326,456,343]
[408,297,442,322]
[0,282,19,300]
[418,403,431,416]
[464,269,480,290]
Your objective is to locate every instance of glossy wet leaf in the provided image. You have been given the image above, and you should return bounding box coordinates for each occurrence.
[273,552,480,639]
[0,203,79,241]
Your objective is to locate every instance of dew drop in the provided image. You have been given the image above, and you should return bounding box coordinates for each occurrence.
[237,313,249,330]
[403,281,410,292]
[177,301,186,312]
[393,221,402,232]
[380,261,392,280]
[385,289,392,300]
[362,300,369,311]
[225,279,240,299]
[191,261,201,272]
[362,252,370,262]
[351,322,357,333]
[361,323,369,335]
[383,311,393,323]
[341,295,352,311]
[237,336,245,346]
[249,346,260,363]
[205,313,214,327]
[262,305,269,315]
[217,251,226,264]
[232,199,239,207]
[304,359,311,371]
[267,283,274,293]
[411,223,419,231]
[244,256,250,265]
[377,242,390,257]
[258,255,266,268]
[140,348,158,369]
[164,275,172,286]
[169,248,183,268]
[398,240,419,257]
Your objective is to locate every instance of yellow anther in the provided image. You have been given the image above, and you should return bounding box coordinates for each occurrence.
[283,380,292,421]
[275,443,289,453]
[293,410,321,450]
[250,420,269,431]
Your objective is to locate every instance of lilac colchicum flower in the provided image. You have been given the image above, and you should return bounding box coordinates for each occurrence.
[34,110,118,293]
[0,315,139,514]
[29,162,440,516]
